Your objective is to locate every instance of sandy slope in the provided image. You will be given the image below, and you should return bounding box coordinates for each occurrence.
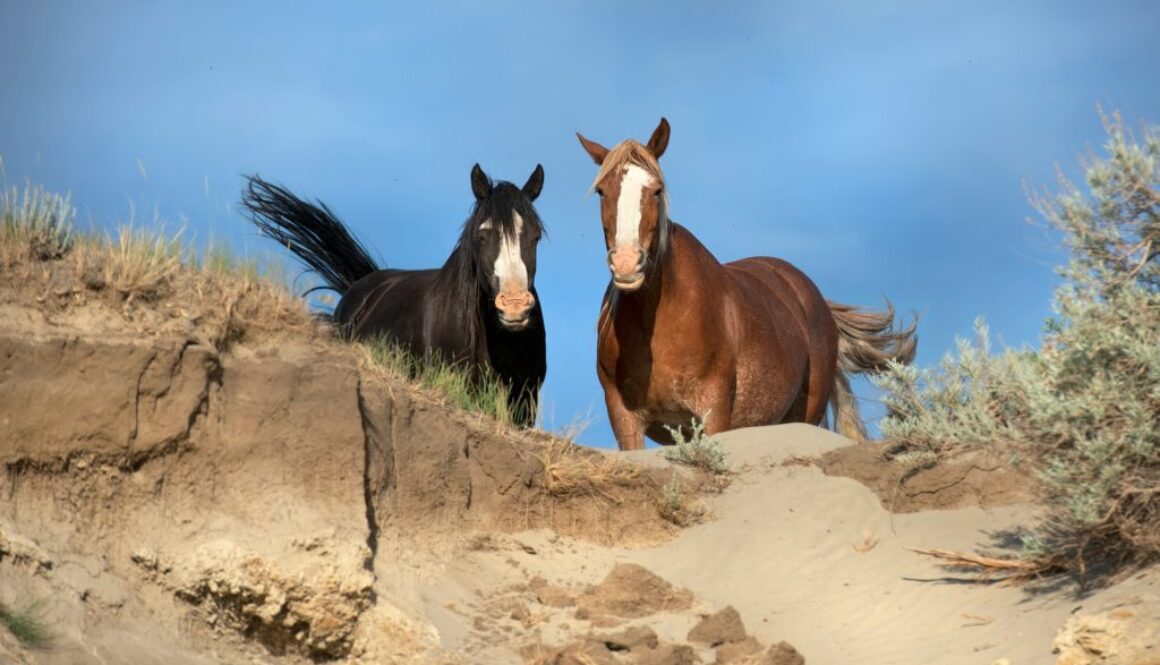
[395,424,1159,664]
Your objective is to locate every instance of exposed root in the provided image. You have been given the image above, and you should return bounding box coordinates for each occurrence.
[908,547,1062,582]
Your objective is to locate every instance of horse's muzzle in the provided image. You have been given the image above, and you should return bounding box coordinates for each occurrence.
[496,290,535,330]
[611,271,645,291]
[608,246,646,291]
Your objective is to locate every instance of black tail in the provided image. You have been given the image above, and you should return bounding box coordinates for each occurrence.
[240,175,380,294]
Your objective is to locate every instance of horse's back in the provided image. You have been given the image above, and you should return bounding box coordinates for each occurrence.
[335,268,438,343]
[721,255,838,424]
[724,257,830,323]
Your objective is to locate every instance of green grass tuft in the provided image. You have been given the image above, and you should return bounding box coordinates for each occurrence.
[0,600,54,648]
[364,338,514,425]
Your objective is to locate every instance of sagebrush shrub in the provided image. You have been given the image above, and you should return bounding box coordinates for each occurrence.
[662,415,728,474]
[873,110,1160,577]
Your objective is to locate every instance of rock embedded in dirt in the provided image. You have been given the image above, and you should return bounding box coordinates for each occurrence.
[817,443,1034,513]
[714,635,764,663]
[636,643,702,665]
[688,605,748,647]
[168,541,374,660]
[1053,600,1160,665]
[530,628,714,665]
[529,575,577,608]
[579,563,694,619]
[598,625,659,651]
[762,641,805,665]
[0,524,53,574]
[531,639,621,665]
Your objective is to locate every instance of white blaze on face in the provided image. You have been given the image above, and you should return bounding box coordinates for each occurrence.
[615,164,654,250]
[493,212,528,292]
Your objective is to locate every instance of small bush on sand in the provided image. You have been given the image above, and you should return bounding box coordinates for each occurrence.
[873,319,1034,464]
[0,600,53,648]
[662,415,728,474]
[873,109,1160,580]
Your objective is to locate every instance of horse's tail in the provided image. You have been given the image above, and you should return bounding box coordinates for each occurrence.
[240,175,379,294]
[827,299,917,443]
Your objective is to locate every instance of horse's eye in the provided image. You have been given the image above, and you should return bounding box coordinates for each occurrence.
[654,188,664,197]
[594,187,604,197]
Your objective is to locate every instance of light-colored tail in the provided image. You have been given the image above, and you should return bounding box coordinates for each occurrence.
[827,300,918,443]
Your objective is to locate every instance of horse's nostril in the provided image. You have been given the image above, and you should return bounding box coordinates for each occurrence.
[609,246,645,276]
[496,291,533,315]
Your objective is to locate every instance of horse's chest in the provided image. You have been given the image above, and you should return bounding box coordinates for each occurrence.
[642,367,700,410]
[601,326,715,411]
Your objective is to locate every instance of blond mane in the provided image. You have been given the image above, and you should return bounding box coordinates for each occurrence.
[590,140,667,194]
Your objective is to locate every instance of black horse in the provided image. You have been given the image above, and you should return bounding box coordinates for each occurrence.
[240,165,547,426]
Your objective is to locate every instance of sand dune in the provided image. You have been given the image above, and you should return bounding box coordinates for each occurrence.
[368,425,1158,664]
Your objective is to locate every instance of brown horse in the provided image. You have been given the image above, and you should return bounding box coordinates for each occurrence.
[576,118,917,450]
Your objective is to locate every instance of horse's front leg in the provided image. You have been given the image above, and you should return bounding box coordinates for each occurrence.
[603,385,646,451]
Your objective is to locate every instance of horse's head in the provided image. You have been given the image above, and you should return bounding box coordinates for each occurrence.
[576,117,670,292]
[466,163,545,331]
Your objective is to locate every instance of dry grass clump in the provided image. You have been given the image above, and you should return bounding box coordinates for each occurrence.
[534,440,645,502]
[530,440,712,527]
[0,179,318,350]
[0,184,73,264]
[533,440,712,532]
[873,109,1160,583]
[100,221,183,301]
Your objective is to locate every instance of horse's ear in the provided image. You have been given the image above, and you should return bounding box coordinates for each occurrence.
[522,164,544,201]
[471,163,492,200]
[646,117,670,159]
[576,132,609,165]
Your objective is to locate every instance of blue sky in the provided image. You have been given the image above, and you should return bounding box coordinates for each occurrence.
[3,2,1158,447]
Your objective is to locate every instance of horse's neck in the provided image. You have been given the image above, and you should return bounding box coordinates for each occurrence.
[607,221,715,324]
[667,221,718,263]
[430,247,488,362]
[647,222,714,299]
